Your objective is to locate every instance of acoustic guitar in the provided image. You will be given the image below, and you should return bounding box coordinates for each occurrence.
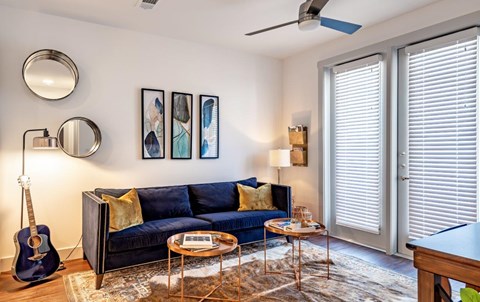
[12,175,60,283]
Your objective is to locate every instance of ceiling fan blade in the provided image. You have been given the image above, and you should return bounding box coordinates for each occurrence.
[307,0,330,16]
[245,20,298,36]
[320,17,362,34]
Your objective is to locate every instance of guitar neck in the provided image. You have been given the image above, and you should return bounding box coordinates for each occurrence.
[24,188,38,237]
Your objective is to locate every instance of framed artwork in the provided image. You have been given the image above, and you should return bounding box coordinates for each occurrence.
[141,88,165,159]
[171,91,193,159]
[199,95,219,159]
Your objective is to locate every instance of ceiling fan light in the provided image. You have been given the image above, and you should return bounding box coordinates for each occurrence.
[298,19,319,31]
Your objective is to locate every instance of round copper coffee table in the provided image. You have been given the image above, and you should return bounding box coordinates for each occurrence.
[167,230,241,302]
[264,218,330,291]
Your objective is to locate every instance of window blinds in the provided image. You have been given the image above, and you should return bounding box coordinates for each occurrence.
[406,30,479,240]
[333,55,383,234]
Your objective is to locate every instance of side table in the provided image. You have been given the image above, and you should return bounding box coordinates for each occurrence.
[264,218,330,291]
[166,230,241,302]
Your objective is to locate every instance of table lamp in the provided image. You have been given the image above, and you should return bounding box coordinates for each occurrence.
[269,149,291,184]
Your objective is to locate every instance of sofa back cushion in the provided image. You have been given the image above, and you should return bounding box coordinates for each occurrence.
[95,185,193,221]
[137,186,193,221]
[188,177,257,214]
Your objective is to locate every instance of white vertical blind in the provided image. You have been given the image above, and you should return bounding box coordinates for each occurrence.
[406,33,479,239]
[333,56,383,234]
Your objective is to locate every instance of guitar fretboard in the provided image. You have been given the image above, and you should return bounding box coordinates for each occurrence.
[24,189,38,237]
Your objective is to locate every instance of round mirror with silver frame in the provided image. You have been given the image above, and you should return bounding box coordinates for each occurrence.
[23,49,79,100]
[57,117,101,158]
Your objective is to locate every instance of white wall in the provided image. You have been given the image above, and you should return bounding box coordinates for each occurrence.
[0,6,283,270]
[282,0,480,222]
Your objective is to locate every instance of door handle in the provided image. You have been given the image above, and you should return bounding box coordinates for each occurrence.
[401,176,410,181]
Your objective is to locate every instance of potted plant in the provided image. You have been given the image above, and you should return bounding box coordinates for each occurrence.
[461,288,480,302]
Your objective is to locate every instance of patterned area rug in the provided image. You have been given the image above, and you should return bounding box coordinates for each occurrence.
[64,240,417,302]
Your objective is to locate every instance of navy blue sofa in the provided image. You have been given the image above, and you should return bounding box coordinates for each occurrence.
[82,177,291,289]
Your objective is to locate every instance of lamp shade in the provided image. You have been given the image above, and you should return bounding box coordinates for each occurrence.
[33,136,58,149]
[269,149,291,168]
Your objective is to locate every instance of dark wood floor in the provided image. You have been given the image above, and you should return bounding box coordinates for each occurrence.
[309,236,463,292]
[309,236,417,278]
[0,237,443,301]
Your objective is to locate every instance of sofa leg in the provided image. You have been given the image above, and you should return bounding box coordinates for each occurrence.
[83,252,87,260]
[95,274,104,290]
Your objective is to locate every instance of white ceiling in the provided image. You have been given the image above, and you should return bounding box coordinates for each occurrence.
[0,0,441,58]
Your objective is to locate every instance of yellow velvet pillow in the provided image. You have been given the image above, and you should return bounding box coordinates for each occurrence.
[102,188,144,232]
[237,183,277,211]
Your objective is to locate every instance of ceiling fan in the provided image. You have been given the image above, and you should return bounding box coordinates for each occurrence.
[245,0,362,36]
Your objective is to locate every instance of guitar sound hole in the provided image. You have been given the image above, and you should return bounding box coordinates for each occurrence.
[28,235,43,249]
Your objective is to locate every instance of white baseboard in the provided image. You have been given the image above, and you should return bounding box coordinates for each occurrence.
[0,246,84,273]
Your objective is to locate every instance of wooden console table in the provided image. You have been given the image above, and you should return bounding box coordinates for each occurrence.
[406,223,480,302]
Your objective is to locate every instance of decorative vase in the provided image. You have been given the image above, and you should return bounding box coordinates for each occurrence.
[292,206,313,227]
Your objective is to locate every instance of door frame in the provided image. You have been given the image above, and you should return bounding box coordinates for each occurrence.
[396,48,411,256]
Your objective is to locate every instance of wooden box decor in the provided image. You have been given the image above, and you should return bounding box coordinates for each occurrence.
[288,125,308,167]
[289,130,307,145]
[291,149,307,166]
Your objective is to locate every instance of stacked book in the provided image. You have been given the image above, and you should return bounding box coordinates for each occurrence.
[287,221,322,232]
[269,220,293,230]
[270,220,322,233]
[176,234,219,252]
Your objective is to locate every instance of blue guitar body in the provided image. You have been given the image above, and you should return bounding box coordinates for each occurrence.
[12,224,60,283]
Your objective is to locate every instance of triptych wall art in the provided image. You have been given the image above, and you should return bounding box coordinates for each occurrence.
[141,88,165,159]
[171,92,192,159]
[141,88,219,160]
[200,95,219,159]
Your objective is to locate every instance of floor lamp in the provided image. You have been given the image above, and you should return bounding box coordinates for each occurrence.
[269,149,291,184]
[20,128,58,229]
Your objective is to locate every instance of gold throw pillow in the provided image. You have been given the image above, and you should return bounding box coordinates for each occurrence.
[237,183,277,211]
[102,188,144,232]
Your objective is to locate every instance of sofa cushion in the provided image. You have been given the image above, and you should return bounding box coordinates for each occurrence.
[107,217,212,253]
[188,177,257,215]
[195,210,287,232]
[101,188,143,232]
[237,183,277,211]
[95,185,194,221]
[137,186,193,221]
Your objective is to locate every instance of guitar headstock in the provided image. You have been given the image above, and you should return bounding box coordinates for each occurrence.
[18,175,31,189]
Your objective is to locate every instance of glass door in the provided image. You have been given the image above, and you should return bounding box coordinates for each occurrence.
[329,54,388,250]
[397,28,479,255]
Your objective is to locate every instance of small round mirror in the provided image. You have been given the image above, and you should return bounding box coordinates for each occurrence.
[23,49,79,100]
[57,117,101,158]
